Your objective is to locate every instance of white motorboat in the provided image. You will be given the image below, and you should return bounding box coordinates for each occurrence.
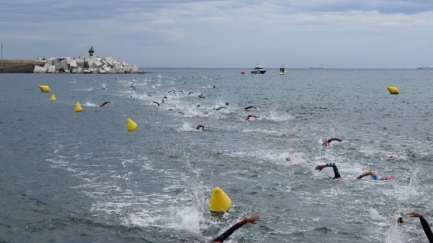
[251,64,267,74]
[279,65,287,75]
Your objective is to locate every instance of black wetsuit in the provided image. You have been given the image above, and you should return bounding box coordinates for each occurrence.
[323,138,342,146]
[212,219,247,242]
[325,163,341,179]
[419,216,433,243]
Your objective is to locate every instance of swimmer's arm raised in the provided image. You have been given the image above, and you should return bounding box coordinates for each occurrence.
[212,215,259,243]
[408,212,433,242]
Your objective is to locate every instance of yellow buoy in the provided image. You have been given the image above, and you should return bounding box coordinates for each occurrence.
[50,94,56,102]
[75,102,83,112]
[127,118,137,131]
[387,86,399,95]
[209,187,232,213]
[39,85,51,93]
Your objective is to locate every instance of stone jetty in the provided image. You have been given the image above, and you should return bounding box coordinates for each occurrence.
[33,55,140,74]
[0,46,144,74]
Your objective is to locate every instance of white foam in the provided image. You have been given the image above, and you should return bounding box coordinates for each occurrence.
[82,101,98,107]
[384,222,408,243]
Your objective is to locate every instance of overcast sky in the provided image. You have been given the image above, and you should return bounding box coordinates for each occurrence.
[1,0,432,68]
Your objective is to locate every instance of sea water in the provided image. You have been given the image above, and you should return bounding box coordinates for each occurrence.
[0,69,432,242]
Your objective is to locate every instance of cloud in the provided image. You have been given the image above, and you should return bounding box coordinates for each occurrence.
[1,0,433,68]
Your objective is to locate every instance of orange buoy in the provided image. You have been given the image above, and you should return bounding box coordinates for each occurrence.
[241,71,245,75]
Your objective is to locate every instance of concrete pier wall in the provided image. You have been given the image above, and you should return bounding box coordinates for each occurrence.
[0,56,144,74]
[0,60,45,73]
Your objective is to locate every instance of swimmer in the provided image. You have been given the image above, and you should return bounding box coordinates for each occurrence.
[357,170,392,181]
[197,104,201,108]
[244,106,257,111]
[407,211,433,242]
[198,93,206,99]
[99,101,111,107]
[246,114,258,121]
[213,215,260,243]
[178,112,185,115]
[167,108,173,111]
[196,125,205,130]
[225,102,229,106]
[388,155,396,160]
[152,101,160,106]
[323,138,343,147]
[214,107,227,111]
[315,163,342,179]
[188,92,194,96]
[285,157,292,162]
[392,215,405,223]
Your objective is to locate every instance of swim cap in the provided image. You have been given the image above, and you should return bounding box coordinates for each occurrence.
[385,175,392,180]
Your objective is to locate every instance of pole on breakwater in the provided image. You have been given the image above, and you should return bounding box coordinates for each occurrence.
[1,41,3,73]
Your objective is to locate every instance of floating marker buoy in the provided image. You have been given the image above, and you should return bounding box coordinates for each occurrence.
[387,86,399,95]
[127,118,137,131]
[75,102,83,112]
[241,71,245,75]
[209,187,232,213]
[50,94,56,102]
[39,85,51,93]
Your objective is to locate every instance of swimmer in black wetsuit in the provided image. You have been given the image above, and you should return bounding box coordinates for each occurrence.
[246,114,258,121]
[323,138,343,147]
[407,212,433,243]
[214,107,227,111]
[315,163,342,179]
[100,101,111,107]
[244,106,257,111]
[152,101,160,106]
[212,215,260,243]
[196,125,205,130]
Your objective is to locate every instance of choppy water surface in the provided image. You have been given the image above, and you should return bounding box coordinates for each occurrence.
[1,69,433,242]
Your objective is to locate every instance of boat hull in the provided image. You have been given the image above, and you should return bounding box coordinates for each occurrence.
[251,70,266,74]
